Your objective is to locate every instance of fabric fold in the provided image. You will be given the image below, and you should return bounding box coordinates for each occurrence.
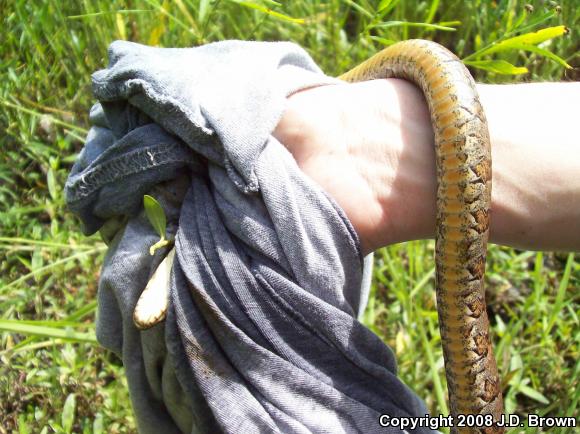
[65,40,434,434]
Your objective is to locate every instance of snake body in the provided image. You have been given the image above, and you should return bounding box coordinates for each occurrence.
[339,40,503,433]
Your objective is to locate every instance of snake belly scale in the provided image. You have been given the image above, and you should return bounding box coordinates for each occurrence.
[339,39,503,433]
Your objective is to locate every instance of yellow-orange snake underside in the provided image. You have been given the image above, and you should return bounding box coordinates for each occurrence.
[339,40,503,434]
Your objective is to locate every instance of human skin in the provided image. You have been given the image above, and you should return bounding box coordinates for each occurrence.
[273,79,580,256]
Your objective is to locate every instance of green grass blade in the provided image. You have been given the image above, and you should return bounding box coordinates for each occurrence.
[417,316,449,416]
[0,98,88,135]
[1,338,66,357]
[424,0,440,24]
[409,267,435,300]
[0,237,100,250]
[547,253,574,332]
[226,0,305,24]
[1,247,106,292]
[4,320,94,328]
[65,300,98,322]
[67,9,153,19]
[142,0,199,37]
[341,0,374,19]
[0,320,97,344]
[2,301,97,354]
[371,21,457,31]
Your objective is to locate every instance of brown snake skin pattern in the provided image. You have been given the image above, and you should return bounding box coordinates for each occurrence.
[339,40,504,434]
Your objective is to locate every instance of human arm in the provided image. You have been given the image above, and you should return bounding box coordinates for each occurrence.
[273,79,580,255]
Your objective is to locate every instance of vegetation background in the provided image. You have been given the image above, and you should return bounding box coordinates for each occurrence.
[1,0,578,433]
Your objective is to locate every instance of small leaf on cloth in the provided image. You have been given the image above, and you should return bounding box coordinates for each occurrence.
[144,195,167,239]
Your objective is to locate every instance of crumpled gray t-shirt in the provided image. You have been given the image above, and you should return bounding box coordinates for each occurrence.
[65,40,433,433]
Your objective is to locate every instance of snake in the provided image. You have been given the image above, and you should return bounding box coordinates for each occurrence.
[133,39,503,433]
[338,39,503,433]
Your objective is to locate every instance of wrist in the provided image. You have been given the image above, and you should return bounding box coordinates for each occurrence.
[274,79,437,254]
[375,78,437,247]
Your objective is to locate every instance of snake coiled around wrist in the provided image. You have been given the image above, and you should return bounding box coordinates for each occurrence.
[339,40,503,434]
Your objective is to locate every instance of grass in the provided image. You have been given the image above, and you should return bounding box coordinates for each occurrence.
[1,0,578,432]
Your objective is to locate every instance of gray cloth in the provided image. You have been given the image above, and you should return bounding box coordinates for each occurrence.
[65,40,433,434]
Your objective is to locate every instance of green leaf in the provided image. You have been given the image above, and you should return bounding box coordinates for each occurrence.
[18,414,29,434]
[548,253,574,330]
[479,26,568,57]
[47,167,57,200]
[198,0,210,22]
[509,25,567,45]
[501,368,521,390]
[509,352,524,373]
[462,18,559,61]
[62,393,77,433]
[378,0,393,12]
[31,247,43,282]
[501,43,571,69]
[143,195,167,239]
[464,59,528,75]
[377,0,399,16]
[369,35,396,46]
[93,413,104,434]
[519,385,550,405]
